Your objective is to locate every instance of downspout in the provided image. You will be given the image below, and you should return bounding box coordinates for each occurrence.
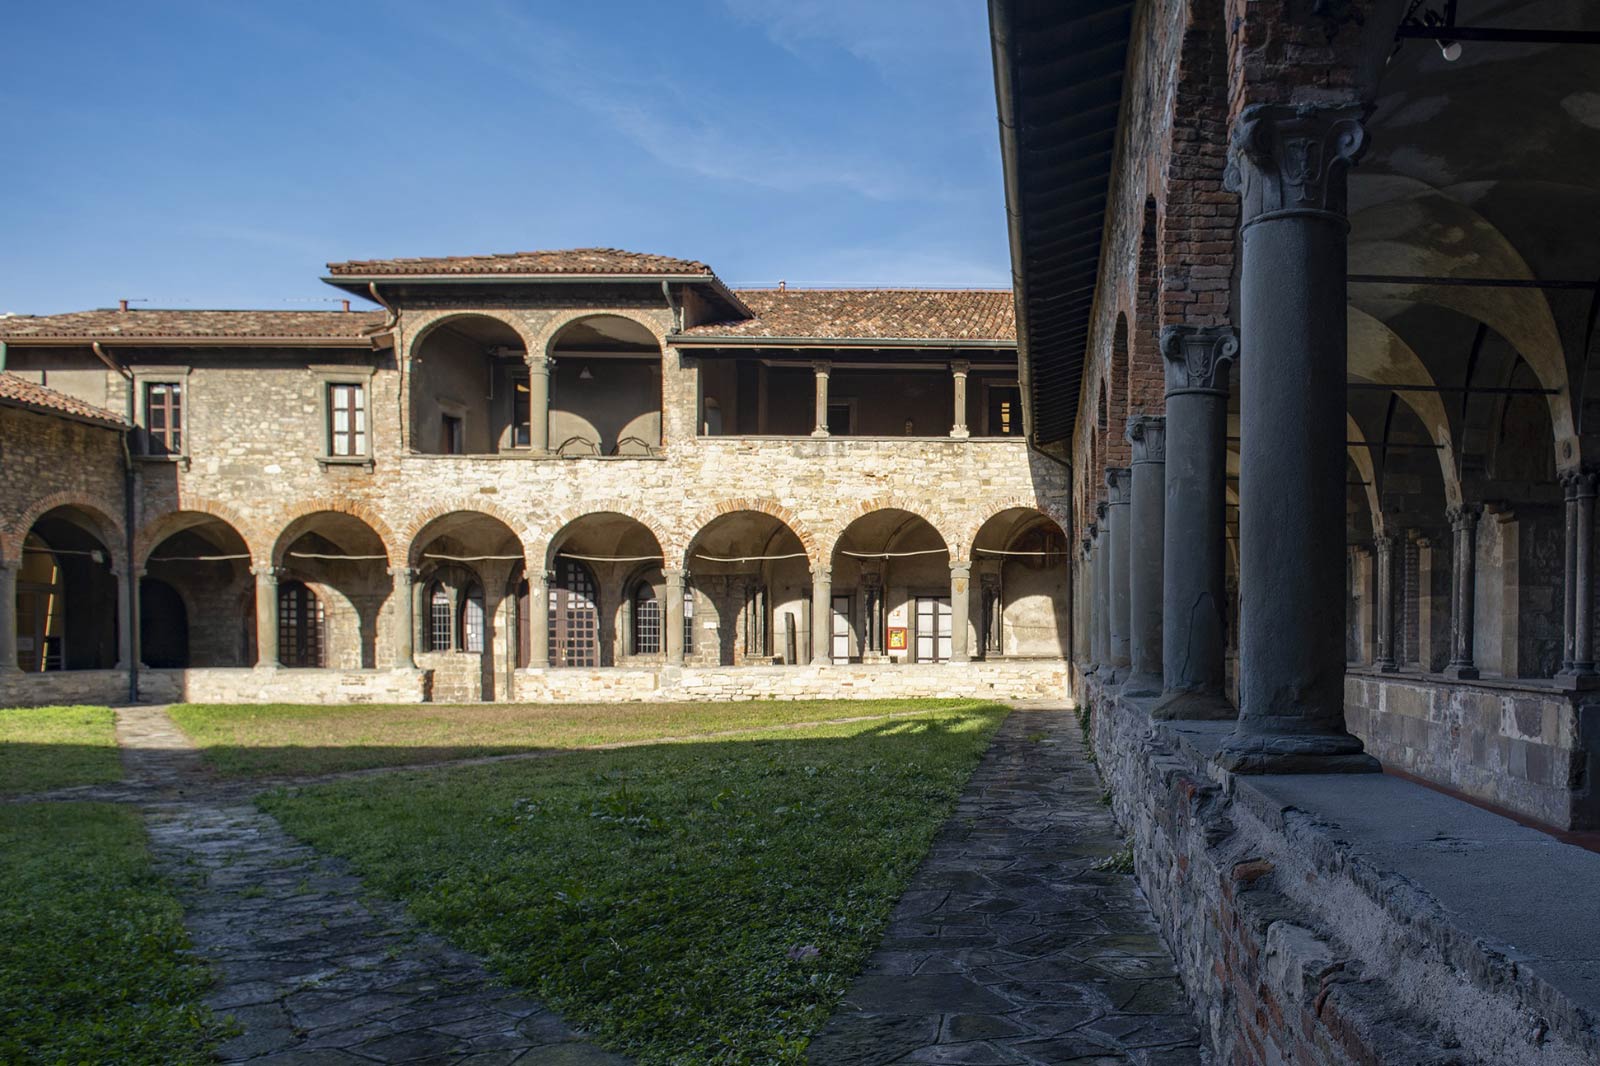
[367,282,404,451]
[1,341,8,373]
[96,342,139,703]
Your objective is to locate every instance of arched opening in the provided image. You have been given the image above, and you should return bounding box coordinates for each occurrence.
[15,507,119,672]
[830,510,949,664]
[970,509,1071,660]
[409,511,526,701]
[546,512,666,666]
[548,315,662,456]
[141,513,254,667]
[410,314,530,455]
[273,512,389,670]
[684,511,810,666]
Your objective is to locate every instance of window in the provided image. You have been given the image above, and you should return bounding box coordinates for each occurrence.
[460,584,485,653]
[683,583,695,654]
[428,583,451,652]
[145,382,183,455]
[328,383,366,456]
[633,583,661,654]
[278,581,324,668]
[442,414,464,454]
[987,385,1022,437]
[511,374,531,448]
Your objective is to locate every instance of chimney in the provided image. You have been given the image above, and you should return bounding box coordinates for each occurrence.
[341,299,351,313]
[778,280,786,292]
[118,299,128,312]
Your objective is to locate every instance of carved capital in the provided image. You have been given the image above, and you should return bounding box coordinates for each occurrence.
[811,360,832,377]
[662,567,685,586]
[1373,533,1395,556]
[1094,501,1109,522]
[1125,415,1166,464]
[1160,325,1238,395]
[1446,504,1482,532]
[250,563,284,581]
[1225,104,1368,227]
[1105,467,1131,506]
[1562,469,1600,501]
[386,565,419,582]
[811,565,832,582]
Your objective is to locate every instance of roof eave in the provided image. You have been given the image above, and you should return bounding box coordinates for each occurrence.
[321,272,754,320]
[0,395,127,430]
[1,334,395,349]
[669,336,1017,350]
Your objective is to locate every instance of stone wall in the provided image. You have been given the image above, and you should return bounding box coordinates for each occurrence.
[0,668,132,708]
[1082,670,1600,1066]
[137,667,430,705]
[1345,670,1599,830]
[0,404,127,565]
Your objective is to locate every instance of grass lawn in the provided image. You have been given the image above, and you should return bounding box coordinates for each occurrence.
[170,697,984,779]
[262,702,1009,1065]
[0,705,121,796]
[0,803,224,1064]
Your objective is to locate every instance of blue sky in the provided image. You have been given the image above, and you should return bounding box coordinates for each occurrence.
[0,1,1008,315]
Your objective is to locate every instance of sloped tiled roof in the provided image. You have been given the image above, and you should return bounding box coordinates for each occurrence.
[678,288,1017,344]
[0,309,389,343]
[0,373,126,428]
[327,248,714,277]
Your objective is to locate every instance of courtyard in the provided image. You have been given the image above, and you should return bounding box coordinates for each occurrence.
[0,698,1200,1064]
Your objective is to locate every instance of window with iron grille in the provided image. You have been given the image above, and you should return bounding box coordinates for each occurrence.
[633,583,660,654]
[145,382,183,455]
[683,583,695,654]
[461,584,485,653]
[428,583,451,651]
[328,383,366,456]
[278,581,324,668]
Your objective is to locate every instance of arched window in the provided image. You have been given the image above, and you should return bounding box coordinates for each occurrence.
[550,558,598,667]
[460,584,485,653]
[683,582,695,654]
[279,581,324,668]
[633,582,661,654]
[428,583,451,652]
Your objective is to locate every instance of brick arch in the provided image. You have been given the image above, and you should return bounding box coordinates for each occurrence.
[135,498,259,567]
[400,499,535,567]
[960,498,1072,561]
[268,498,398,566]
[823,496,956,562]
[539,500,670,570]
[404,309,538,357]
[531,308,668,360]
[676,497,820,567]
[4,492,126,567]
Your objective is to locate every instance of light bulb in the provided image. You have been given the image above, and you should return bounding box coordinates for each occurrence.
[1439,39,1462,61]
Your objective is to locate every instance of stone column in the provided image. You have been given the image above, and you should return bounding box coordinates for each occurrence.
[950,360,970,439]
[113,565,136,671]
[1106,467,1132,681]
[949,559,971,663]
[811,361,832,438]
[664,568,686,666]
[0,560,17,672]
[1076,538,1092,663]
[252,564,281,668]
[1374,534,1398,672]
[1124,416,1165,696]
[527,354,551,452]
[389,565,417,668]
[1217,103,1377,773]
[1557,472,1597,688]
[1092,506,1110,673]
[811,565,832,662]
[526,569,550,668]
[1153,327,1237,719]
[1444,505,1480,679]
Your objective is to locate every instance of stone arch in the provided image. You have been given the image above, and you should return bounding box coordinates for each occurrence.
[135,498,259,567]
[675,498,820,566]
[404,308,536,358]
[824,496,958,561]
[269,499,397,567]
[401,499,534,567]
[541,507,668,571]
[959,498,1072,562]
[4,493,125,567]
[530,307,669,360]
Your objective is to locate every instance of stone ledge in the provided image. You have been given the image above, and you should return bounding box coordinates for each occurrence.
[1084,674,1600,1065]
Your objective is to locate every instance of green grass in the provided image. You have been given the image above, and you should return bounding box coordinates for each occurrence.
[0,705,121,795]
[262,703,1009,1065]
[170,697,981,779]
[0,803,224,1063]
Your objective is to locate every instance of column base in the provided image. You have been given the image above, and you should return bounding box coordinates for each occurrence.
[810,429,830,438]
[1119,672,1163,699]
[950,428,970,440]
[1376,659,1399,673]
[1441,663,1479,680]
[1553,668,1600,691]
[1150,689,1237,721]
[1215,730,1381,775]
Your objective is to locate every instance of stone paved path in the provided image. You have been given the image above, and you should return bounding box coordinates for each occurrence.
[119,707,631,1065]
[805,705,1206,1065]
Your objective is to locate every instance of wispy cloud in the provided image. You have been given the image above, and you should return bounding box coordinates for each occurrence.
[719,0,983,76]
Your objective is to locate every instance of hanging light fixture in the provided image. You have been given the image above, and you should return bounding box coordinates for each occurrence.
[579,364,594,381]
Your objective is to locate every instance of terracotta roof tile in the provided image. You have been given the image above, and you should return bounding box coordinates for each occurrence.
[0,309,389,342]
[327,248,714,277]
[679,288,1017,343]
[0,373,126,427]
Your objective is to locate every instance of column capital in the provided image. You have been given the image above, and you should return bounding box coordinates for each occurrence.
[1094,499,1108,522]
[386,564,419,580]
[811,360,832,376]
[1105,467,1131,506]
[1373,532,1395,553]
[1224,103,1368,228]
[1561,469,1600,500]
[662,567,686,585]
[0,557,19,573]
[1080,535,1093,557]
[526,353,553,374]
[811,564,832,582]
[950,559,972,576]
[1125,415,1166,464]
[1160,325,1238,395]
[1447,504,1482,531]
[251,563,284,580]
[950,359,970,377]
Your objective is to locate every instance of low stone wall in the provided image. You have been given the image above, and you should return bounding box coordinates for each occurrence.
[0,668,131,708]
[514,660,1069,703]
[1081,670,1600,1066]
[1345,670,1600,829]
[137,667,432,705]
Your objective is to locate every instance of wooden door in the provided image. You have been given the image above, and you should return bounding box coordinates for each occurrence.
[915,596,952,662]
